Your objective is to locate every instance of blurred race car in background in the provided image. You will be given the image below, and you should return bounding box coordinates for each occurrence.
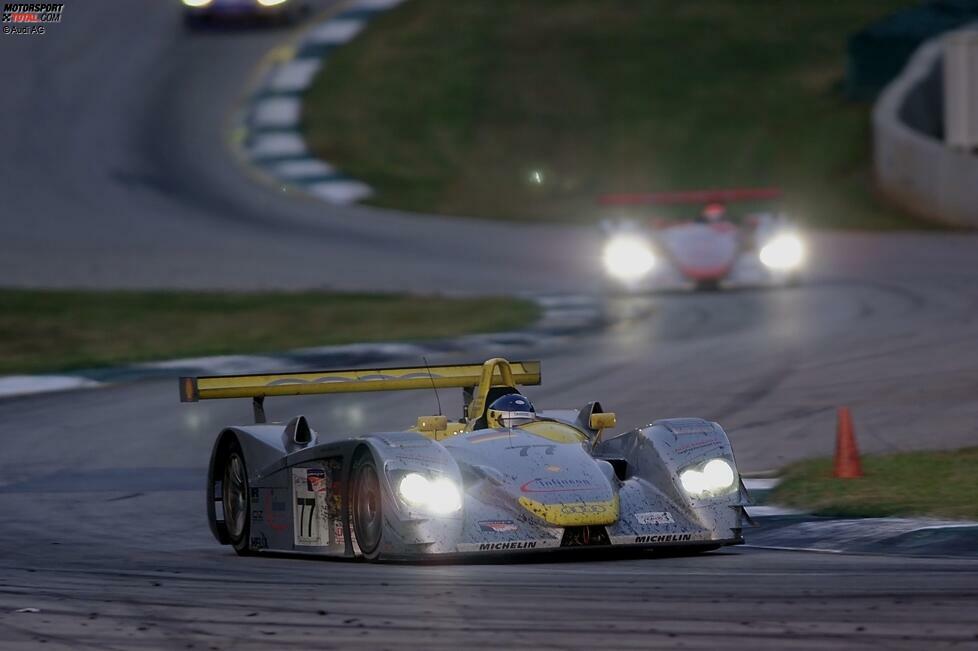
[182,0,309,26]
[599,188,806,292]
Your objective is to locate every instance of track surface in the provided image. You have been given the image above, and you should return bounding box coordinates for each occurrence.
[3,2,978,649]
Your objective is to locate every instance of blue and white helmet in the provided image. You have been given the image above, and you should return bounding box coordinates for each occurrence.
[486,394,536,429]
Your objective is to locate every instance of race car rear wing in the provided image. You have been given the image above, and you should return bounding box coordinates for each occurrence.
[179,359,540,401]
[180,358,541,424]
[599,187,781,206]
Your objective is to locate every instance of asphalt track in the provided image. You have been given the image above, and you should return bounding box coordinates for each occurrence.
[2,2,978,649]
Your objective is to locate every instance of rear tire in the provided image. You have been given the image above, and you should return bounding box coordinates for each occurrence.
[222,440,252,555]
[351,451,384,561]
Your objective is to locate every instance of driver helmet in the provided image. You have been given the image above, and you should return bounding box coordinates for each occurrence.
[701,202,727,222]
[486,394,536,429]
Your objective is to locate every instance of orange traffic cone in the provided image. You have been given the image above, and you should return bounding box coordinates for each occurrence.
[833,406,863,478]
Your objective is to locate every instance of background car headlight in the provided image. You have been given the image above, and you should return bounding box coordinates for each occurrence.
[397,472,462,514]
[182,0,213,7]
[679,458,737,498]
[257,0,288,6]
[602,235,656,281]
[759,234,804,269]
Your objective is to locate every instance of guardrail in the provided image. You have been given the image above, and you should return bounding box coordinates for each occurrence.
[873,30,978,228]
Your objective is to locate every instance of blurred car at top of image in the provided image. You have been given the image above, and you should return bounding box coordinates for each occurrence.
[599,188,806,292]
[181,0,309,27]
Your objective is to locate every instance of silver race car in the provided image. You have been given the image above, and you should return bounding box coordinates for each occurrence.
[180,358,749,560]
[599,188,806,292]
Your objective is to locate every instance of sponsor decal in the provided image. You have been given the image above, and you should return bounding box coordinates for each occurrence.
[560,503,607,515]
[633,533,692,543]
[306,468,326,492]
[457,539,561,553]
[520,477,594,493]
[292,466,331,546]
[333,519,345,546]
[479,519,519,533]
[613,533,696,544]
[249,533,268,550]
[545,465,561,473]
[479,541,536,551]
[263,490,289,532]
[635,511,675,526]
[1,3,63,35]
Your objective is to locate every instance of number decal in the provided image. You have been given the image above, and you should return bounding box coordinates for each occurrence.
[296,497,316,538]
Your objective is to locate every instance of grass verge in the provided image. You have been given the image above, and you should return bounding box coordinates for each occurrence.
[0,290,539,375]
[770,448,978,520]
[303,0,933,229]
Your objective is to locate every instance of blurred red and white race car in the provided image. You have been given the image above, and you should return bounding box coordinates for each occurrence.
[599,188,805,292]
[181,0,308,26]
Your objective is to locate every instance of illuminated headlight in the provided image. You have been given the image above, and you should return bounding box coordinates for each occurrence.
[397,472,462,514]
[679,458,737,498]
[759,234,804,270]
[257,0,288,6]
[602,235,656,281]
[182,0,213,6]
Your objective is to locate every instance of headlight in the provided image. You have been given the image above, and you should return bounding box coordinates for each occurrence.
[679,458,737,498]
[759,234,804,270]
[397,472,462,514]
[182,0,213,7]
[257,0,288,5]
[602,235,656,281]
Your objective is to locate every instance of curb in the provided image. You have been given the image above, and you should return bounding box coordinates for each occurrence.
[747,515,978,558]
[0,293,607,399]
[239,0,407,204]
[743,478,978,558]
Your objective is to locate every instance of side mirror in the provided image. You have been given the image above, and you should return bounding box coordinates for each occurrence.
[589,412,616,430]
[417,415,448,433]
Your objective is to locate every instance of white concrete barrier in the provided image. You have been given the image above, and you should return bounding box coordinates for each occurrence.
[873,29,978,227]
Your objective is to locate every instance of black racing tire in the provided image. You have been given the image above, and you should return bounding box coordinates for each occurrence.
[222,440,252,555]
[351,450,385,561]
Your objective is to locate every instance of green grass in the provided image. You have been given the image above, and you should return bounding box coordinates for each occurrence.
[0,290,539,375]
[304,0,936,229]
[770,448,978,520]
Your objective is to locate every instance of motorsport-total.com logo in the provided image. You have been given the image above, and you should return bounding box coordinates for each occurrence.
[1,3,64,35]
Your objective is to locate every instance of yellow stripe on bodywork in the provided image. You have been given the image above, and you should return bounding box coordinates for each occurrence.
[180,359,541,401]
[519,421,587,444]
[518,495,619,526]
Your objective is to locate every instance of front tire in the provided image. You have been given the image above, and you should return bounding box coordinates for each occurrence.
[222,440,252,555]
[351,451,384,561]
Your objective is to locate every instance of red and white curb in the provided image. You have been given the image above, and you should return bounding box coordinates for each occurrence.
[242,0,407,204]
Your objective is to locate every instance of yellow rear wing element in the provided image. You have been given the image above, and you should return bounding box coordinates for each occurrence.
[179,358,541,402]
